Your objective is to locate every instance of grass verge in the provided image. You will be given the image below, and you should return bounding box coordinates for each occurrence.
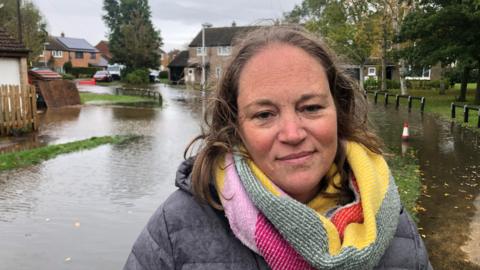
[388,86,479,130]
[95,81,121,86]
[386,149,421,222]
[159,78,170,84]
[80,92,153,105]
[0,135,136,171]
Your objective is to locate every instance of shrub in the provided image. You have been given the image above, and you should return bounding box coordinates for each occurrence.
[124,69,150,84]
[386,80,401,90]
[408,80,450,90]
[69,67,101,78]
[159,70,169,79]
[62,73,75,80]
[364,78,379,90]
[63,61,73,73]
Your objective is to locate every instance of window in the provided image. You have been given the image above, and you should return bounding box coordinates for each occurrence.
[52,51,63,58]
[75,52,84,59]
[217,46,231,56]
[90,52,96,59]
[196,47,206,56]
[406,66,431,80]
[422,68,431,78]
[368,67,376,76]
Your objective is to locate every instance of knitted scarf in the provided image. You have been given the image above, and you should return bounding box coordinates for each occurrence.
[215,141,401,270]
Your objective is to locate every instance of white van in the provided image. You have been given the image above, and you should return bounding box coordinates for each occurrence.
[107,64,125,80]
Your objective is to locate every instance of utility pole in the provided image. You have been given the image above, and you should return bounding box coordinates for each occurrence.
[201,22,212,92]
[17,0,23,43]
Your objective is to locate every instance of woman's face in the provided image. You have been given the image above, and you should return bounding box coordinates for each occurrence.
[237,43,338,203]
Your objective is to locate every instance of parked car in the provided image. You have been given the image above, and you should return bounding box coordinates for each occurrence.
[93,71,113,82]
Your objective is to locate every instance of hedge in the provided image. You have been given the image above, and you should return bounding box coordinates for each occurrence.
[69,67,102,78]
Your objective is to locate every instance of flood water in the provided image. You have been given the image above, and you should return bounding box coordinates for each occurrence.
[0,85,479,269]
[0,84,205,269]
[370,105,480,270]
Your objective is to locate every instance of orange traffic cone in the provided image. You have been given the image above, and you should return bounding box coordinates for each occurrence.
[401,121,409,141]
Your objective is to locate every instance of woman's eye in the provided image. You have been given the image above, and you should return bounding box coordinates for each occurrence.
[302,104,322,113]
[254,111,274,120]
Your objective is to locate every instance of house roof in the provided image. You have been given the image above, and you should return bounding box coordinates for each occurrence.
[90,56,109,67]
[168,50,189,68]
[46,36,68,51]
[189,26,258,47]
[45,35,99,53]
[0,27,29,56]
[56,36,98,52]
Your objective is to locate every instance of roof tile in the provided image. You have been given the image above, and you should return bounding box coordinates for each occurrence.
[0,27,29,54]
[189,26,258,47]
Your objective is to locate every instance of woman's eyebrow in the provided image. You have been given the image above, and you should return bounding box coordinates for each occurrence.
[243,99,275,110]
[297,93,329,103]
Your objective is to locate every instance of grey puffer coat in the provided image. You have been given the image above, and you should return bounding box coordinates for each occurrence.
[124,158,432,270]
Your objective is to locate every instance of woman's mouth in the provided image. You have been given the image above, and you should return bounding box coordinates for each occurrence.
[276,151,315,165]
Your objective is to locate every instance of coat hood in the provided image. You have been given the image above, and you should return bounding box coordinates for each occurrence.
[175,157,195,194]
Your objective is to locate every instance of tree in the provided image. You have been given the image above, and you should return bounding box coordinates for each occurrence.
[0,0,47,66]
[400,0,480,104]
[285,0,381,90]
[102,0,162,71]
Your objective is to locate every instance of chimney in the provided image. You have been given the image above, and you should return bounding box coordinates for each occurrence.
[231,21,236,27]
[61,32,65,37]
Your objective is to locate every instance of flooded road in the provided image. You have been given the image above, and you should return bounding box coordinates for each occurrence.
[370,106,480,270]
[0,85,479,269]
[0,84,205,269]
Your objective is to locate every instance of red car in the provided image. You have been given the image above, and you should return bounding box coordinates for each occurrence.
[93,71,113,82]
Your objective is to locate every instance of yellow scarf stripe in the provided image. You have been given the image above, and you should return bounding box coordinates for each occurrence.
[308,165,341,216]
[215,156,226,192]
[342,142,390,249]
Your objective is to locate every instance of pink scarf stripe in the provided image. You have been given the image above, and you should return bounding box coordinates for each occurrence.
[255,213,314,270]
[220,154,260,253]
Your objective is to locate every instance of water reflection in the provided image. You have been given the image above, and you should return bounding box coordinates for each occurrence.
[0,84,203,270]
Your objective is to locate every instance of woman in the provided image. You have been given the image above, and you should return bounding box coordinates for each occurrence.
[124,26,431,270]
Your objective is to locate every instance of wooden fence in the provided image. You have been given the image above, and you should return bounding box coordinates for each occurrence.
[0,85,37,135]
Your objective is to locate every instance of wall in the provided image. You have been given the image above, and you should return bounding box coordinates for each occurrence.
[19,57,28,86]
[40,50,100,72]
[189,46,231,84]
[0,57,21,85]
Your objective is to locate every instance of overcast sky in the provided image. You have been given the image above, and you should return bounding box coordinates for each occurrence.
[30,0,303,52]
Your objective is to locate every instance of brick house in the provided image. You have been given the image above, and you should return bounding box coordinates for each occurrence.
[39,33,100,73]
[95,40,112,62]
[186,24,257,85]
[0,27,29,87]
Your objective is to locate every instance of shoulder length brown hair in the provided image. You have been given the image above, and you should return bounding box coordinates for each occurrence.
[185,25,382,209]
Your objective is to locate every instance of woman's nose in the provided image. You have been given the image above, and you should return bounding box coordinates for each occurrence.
[277,114,307,145]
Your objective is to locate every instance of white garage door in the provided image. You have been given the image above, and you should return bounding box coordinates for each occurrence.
[0,57,21,85]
